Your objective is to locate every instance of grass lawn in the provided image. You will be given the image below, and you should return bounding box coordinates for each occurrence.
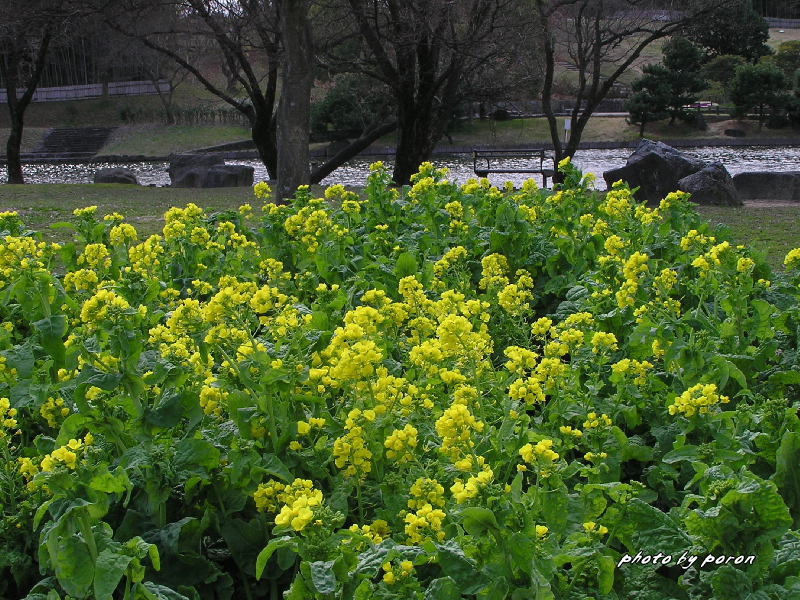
[0,184,797,271]
[101,125,252,156]
[696,203,800,270]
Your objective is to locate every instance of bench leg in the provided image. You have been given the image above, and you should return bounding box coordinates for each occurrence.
[542,174,548,188]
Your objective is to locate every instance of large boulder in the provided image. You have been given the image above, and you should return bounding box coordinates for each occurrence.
[93,167,138,185]
[732,171,800,201]
[603,139,705,205]
[204,164,254,188]
[168,153,253,188]
[676,163,742,207]
[168,153,224,188]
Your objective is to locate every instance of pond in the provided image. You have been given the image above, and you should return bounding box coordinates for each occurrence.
[3,146,800,190]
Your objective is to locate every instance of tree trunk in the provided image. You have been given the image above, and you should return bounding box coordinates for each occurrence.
[5,113,25,185]
[392,95,437,185]
[251,115,277,180]
[276,0,313,201]
[639,117,646,137]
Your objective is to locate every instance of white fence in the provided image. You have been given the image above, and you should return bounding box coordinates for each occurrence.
[0,80,171,103]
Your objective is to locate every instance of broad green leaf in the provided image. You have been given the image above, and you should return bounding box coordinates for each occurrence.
[94,549,133,600]
[460,507,499,537]
[436,540,482,594]
[309,560,336,594]
[394,252,418,277]
[255,536,294,580]
[772,432,800,528]
[597,554,615,595]
[425,577,461,600]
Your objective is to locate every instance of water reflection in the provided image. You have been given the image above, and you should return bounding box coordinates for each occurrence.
[3,146,800,190]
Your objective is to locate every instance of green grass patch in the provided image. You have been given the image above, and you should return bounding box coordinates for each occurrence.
[696,203,800,271]
[100,125,252,156]
[0,184,255,241]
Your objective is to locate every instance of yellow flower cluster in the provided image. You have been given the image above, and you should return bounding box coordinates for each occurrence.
[199,383,228,417]
[408,478,446,509]
[80,289,131,328]
[785,248,800,271]
[611,358,653,386]
[382,560,414,585]
[583,412,612,429]
[284,199,345,253]
[384,424,418,463]
[40,437,86,471]
[450,462,493,504]
[668,383,730,417]
[40,396,70,428]
[333,408,375,479]
[504,346,538,375]
[349,519,390,545]
[479,254,509,289]
[583,521,609,536]
[591,332,618,353]
[109,223,138,246]
[519,439,559,476]
[508,376,545,405]
[273,480,324,532]
[253,181,271,199]
[404,503,446,544]
[0,396,18,435]
[497,271,534,315]
[433,246,467,278]
[435,403,485,461]
[128,234,164,275]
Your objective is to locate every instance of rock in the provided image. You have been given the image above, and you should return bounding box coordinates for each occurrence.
[168,153,224,187]
[603,139,705,205]
[203,164,255,188]
[732,171,800,201]
[725,128,746,137]
[677,163,742,206]
[168,154,253,188]
[93,167,138,185]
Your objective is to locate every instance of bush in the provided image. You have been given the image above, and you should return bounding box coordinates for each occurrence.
[0,165,799,599]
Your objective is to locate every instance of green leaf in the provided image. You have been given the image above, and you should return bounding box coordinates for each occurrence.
[255,536,294,580]
[597,555,615,595]
[460,507,499,537]
[478,577,510,600]
[425,577,461,600]
[51,535,94,598]
[711,565,751,600]
[436,540,481,594]
[173,438,220,478]
[94,549,133,600]
[394,252,418,278]
[309,560,336,594]
[772,431,800,528]
[285,575,310,600]
[33,315,67,368]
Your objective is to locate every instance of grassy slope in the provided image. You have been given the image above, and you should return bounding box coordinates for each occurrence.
[0,184,796,270]
[0,128,50,153]
[101,125,251,156]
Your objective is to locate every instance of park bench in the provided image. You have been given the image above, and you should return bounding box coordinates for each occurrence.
[472,147,557,187]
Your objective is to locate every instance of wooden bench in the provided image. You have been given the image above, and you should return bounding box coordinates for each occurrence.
[472,147,556,187]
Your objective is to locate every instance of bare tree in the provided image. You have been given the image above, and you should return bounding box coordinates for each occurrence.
[532,0,726,179]
[336,0,520,185]
[0,1,72,184]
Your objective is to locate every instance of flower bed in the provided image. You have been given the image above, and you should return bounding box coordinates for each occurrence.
[1,161,799,599]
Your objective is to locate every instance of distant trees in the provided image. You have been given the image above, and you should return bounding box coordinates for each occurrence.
[627,65,671,136]
[660,37,707,124]
[1,0,74,184]
[729,62,789,128]
[687,0,771,62]
[532,0,726,178]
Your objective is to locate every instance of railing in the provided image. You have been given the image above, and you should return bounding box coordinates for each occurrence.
[0,80,170,103]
